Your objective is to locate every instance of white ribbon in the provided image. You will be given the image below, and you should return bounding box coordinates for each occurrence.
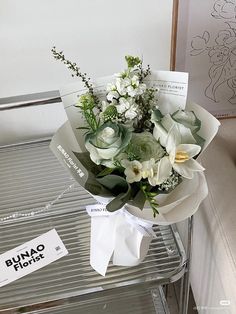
[86,203,155,276]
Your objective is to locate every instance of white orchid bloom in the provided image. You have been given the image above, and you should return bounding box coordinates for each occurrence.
[165,126,205,179]
[121,159,143,183]
[148,156,172,186]
[141,158,155,179]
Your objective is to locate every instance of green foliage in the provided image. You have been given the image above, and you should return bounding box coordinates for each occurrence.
[140,183,159,217]
[96,167,115,177]
[102,105,118,121]
[97,175,132,212]
[125,55,141,68]
[76,93,99,132]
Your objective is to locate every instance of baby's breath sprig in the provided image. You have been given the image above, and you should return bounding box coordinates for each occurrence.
[140,183,159,217]
[51,46,99,104]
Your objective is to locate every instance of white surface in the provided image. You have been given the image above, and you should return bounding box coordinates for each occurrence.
[0,0,173,98]
[176,0,236,118]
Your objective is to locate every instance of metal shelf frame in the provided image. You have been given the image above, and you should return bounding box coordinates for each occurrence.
[0,139,193,314]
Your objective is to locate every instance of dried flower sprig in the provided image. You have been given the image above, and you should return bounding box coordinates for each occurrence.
[51,46,99,103]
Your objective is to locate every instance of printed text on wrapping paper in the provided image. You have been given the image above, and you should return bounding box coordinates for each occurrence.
[57,145,85,177]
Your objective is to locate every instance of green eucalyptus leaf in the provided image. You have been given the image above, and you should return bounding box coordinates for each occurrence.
[73,151,102,175]
[96,167,115,177]
[151,109,163,122]
[128,189,146,210]
[97,174,132,212]
[97,174,128,194]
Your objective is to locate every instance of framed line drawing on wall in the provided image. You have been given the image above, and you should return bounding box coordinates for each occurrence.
[176,0,236,118]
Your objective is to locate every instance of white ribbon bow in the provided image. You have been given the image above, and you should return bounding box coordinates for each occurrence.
[86,203,155,276]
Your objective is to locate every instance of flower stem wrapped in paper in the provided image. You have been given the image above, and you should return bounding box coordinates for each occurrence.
[50,48,220,276]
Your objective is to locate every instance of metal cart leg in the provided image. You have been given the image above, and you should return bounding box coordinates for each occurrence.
[179,216,194,314]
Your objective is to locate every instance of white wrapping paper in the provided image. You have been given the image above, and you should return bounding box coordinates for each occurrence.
[86,200,154,276]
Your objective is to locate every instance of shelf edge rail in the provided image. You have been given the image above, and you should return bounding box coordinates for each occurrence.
[0,91,62,111]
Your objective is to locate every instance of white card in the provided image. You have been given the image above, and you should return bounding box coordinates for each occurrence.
[0,229,68,287]
[147,70,189,115]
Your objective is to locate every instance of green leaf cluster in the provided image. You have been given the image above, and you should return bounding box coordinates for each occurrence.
[140,183,159,217]
[76,93,99,132]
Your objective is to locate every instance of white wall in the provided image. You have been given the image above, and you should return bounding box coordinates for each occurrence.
[0,0,173,98]
[0,0,173,145]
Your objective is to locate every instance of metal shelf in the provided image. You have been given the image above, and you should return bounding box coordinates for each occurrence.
[0,141,186,313]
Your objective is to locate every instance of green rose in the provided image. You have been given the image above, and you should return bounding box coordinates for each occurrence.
[85,122,132,167]
[129,132,165,162]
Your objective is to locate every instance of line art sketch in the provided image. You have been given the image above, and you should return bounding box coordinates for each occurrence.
[190,0,236,104]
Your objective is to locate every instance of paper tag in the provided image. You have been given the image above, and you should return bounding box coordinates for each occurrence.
[86,204,111,217]
[147,71,189,115]
[0,229,68,287]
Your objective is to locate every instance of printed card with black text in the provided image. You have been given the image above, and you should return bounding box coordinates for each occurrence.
[0,229,68,287]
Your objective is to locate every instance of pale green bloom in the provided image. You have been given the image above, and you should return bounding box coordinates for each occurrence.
[85,122,132,167]
[130,132,165,162]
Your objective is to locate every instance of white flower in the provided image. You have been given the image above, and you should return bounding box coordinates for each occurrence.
[107,90,119,101]
[164,125,205,179]
[116,97,131,114]
[106,83,119,101]
[141,158,155,179]
[116,78,130,96]
[127,75,146,97]
[101,100,109,112]
[148,156,172,186]
[121,159,143,183]
[125,103,138,120]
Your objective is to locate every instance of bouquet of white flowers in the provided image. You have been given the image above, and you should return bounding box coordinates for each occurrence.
[50,48,220,275]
